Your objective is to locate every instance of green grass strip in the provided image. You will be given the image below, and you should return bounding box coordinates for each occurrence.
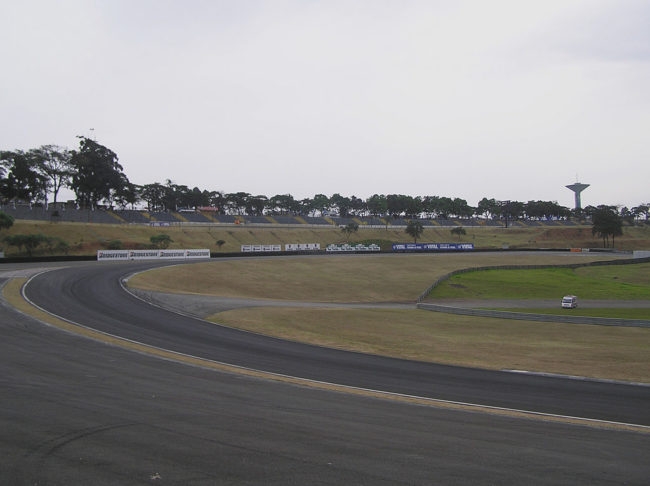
[430,263,650,300]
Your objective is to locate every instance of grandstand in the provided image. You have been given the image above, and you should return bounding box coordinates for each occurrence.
[268,215,303,225]
[1,204,586,229]
[174,211,213,224]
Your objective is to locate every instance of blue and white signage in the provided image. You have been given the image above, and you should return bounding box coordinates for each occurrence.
[392,242,474,252]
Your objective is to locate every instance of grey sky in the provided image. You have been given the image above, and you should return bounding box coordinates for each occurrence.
[2,0,648,209]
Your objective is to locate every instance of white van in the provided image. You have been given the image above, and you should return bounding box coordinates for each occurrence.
[561,295,578,309]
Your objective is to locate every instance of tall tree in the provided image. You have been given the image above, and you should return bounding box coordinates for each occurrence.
[30,145,74,205]
[404,196,422,218]
[172,183,193,209]
[450,226,466,241]
[507,201,525,220]
[619,206,635,225]
[451,198,473,219]
[140,183,166,211]
[348,195,367,216]
[477,197,498,219]
[162,180,183,211]
[113,179,139,209]
[247,195,268,216]
[341,222,359,242]
[269,194,298,214]
[366,194,387,217]
[70,137,128,209]
[386,194,409,217]
[591,206,623,248]
[0,210,14,232]
[0,150,48,204]
[330,193,352,217]
[298,197,314,217]
[224,192,251,215]
[311,194,330,216]
[0,156,8,196]
[405,219,424,243]
[208,191,225,212]
[631,204,649,223]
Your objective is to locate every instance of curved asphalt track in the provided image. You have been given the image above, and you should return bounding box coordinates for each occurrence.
[22,261,650,427]
[2,259,650,484]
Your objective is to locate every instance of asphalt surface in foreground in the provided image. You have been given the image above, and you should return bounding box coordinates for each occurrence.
[2,260,650,484]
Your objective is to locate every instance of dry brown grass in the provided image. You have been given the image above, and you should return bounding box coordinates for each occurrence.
[211,307,650,383]
[127,252,650,383]
[3,219,650,256]
[128,252,616,302]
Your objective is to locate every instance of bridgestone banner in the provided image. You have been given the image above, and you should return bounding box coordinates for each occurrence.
[97,249,211,261]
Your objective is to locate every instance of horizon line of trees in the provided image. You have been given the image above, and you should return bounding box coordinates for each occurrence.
[2,137,649,223]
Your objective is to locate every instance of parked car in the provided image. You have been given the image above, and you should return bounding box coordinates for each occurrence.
[561,295,578,309]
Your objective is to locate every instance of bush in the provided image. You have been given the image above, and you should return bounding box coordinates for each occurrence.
[4,233,49,256]
[44,236,70,255]
[0,211,15,231]
[150,233,173,249]
[107,239,123,250]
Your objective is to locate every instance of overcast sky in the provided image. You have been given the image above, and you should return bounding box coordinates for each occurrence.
[2,0,648,209]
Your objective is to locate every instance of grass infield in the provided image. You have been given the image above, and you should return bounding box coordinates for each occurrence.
[128,253,650,383]
[430,263,650,300]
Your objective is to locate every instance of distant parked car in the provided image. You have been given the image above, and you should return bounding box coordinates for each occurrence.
[561,295,578,309]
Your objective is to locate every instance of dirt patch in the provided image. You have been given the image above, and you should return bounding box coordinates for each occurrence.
[536,225,650,250]
[540,228,588,240]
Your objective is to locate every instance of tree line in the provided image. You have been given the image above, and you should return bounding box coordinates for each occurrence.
[2,137,649,223]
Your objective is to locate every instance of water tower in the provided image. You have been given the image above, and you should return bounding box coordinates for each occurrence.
[566,182,590,211]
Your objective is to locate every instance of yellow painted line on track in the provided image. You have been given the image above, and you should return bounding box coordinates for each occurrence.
[3,277,649,435]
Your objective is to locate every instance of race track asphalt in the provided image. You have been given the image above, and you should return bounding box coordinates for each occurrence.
[2,259,649,484]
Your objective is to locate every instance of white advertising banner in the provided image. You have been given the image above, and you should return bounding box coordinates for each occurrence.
[128,250,161,260]
[98,249,210,261]
[241,244,282,252]
[159,249,190,259]
[285,243,320,251]
[184,249,211,259]
[97,250,130,261]
[326,243,380,252]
